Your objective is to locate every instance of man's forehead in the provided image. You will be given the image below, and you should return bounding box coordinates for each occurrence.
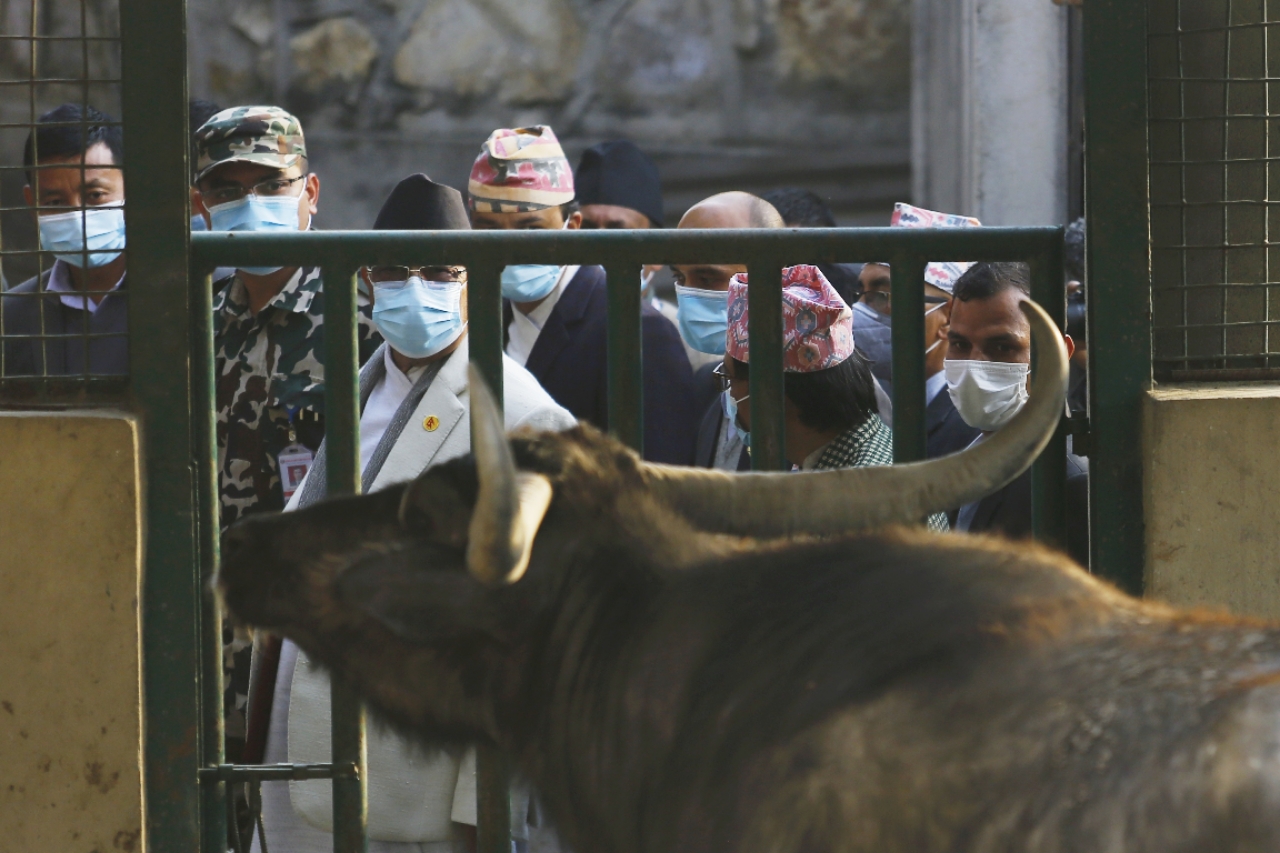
[34,142,119,171]
[950,290,1030,333]
[471,208,562,228]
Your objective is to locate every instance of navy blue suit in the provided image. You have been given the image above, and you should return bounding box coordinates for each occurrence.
[926,388,981,459]
[506,266,699,465]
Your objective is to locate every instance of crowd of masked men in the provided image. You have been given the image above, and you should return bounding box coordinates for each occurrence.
[1,100,1091,852]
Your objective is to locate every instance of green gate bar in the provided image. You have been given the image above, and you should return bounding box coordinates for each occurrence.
[1083,0,1151,594]
[120,0,203,850]
[1030,243,1069,550]
[889,258,928,464]
[322,268,370,853]
[606,263,644,453]
[746,260,786,471]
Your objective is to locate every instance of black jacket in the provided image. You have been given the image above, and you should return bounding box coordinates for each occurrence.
[955,451,1091,567]
[1,269,128,377]
[925,388,981,459]
[506,265,699,465]
[693,395,751,471]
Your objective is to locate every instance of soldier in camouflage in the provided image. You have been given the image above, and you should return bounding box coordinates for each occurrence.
[193,106,381,756]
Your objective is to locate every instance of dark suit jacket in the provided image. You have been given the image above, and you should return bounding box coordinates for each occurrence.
[694,396,751,471]
[506,265,699,464]
[926,389,981,459]
[1,270,128,377]
[956,452,1090,567]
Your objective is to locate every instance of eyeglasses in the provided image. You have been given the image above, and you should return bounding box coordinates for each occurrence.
[200,174,307,206]
[366,265,467,284]
[712,362,736,392]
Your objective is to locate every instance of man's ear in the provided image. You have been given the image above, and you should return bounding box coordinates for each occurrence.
[566,210,583,230]
[22,184,33,208]
[305,173,320,216]
[1063,333,1076,361]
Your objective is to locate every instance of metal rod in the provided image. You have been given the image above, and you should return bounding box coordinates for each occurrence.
[889,258,927,464]
[120,0,202,847]
[199,763,359,783]
[190,228,1065,271]
[321,268,368,853]
[605,263,643,453]
[194,265,227,853]
[1083,0,1151,593]
[468,262,504,408]
[476,746,513,853]
[746,260,786,470]
[1030,240,1068,549]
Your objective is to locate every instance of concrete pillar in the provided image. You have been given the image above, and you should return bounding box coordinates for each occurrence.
[1144,388,1280,621]
[912,0,1070,225]
[0,412,143,851]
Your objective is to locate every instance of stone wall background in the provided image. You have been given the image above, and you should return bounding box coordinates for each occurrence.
[191,0,912,230]
[1,0,910,283]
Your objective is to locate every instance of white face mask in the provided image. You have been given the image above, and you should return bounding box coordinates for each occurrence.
[945,359,1030,432]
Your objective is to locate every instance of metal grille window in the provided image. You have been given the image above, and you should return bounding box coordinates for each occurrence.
[1149,0,1280,380]
[0,0,124,400]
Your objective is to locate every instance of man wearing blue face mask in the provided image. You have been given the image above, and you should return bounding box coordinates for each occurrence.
[2,104,127,377]
[468,125,698,465]
[245,174,575,853]
[673,192,784,471]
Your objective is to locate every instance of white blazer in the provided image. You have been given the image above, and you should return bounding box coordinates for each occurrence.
[275,337,574,845]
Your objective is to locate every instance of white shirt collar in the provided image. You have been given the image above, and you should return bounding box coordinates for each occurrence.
[505,265,580,367]
[46,259,124,314]
[925,370,948,406]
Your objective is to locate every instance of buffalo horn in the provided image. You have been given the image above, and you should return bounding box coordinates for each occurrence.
[639,300,1068,537]
[465,364,554,586]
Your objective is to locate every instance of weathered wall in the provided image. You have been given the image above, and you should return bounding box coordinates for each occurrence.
[185,0,912,229]
[0,411,143,853]
[1144,387,1280,620]
[911,0,1070,225]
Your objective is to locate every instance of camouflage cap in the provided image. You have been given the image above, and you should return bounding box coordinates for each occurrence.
[193,105,307,181]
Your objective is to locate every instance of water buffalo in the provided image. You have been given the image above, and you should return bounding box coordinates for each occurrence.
[218,303,1280,853]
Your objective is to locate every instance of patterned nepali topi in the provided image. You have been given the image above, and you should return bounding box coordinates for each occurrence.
[468,125,575,213]
[889,202,982,294]
[726,265,855,372]
[193,105,307,181]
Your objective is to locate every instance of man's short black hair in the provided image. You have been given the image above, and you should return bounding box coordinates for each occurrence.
[761,187,837,228]
[732,349,879,434]
[23,103,123,186]
[952,262,1031,303]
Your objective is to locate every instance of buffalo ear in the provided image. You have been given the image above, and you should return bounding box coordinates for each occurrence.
[336,548,504,644]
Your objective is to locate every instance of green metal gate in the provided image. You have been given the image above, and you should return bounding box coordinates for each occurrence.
[0,0,1152,849]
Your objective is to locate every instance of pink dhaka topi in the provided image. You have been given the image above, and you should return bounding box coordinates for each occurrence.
[888,202,983,293]
[468,125,575,213]
[725,265,855,372]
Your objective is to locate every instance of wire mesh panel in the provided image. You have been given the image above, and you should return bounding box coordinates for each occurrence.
[0,0,125,401]
[1149,0,1280,379]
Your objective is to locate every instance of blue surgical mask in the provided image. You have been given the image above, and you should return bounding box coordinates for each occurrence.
[191,213,208,232]
[674,284,729,355]
[206,194,306,275]
[372,277,467,359]
[502,264,561,302]
[38,206,126,268]
[721,388,751,448]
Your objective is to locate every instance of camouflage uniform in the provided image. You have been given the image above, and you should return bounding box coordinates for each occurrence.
[197,106,383,747]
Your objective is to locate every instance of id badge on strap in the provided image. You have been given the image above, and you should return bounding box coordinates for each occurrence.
[277,406,315,501]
